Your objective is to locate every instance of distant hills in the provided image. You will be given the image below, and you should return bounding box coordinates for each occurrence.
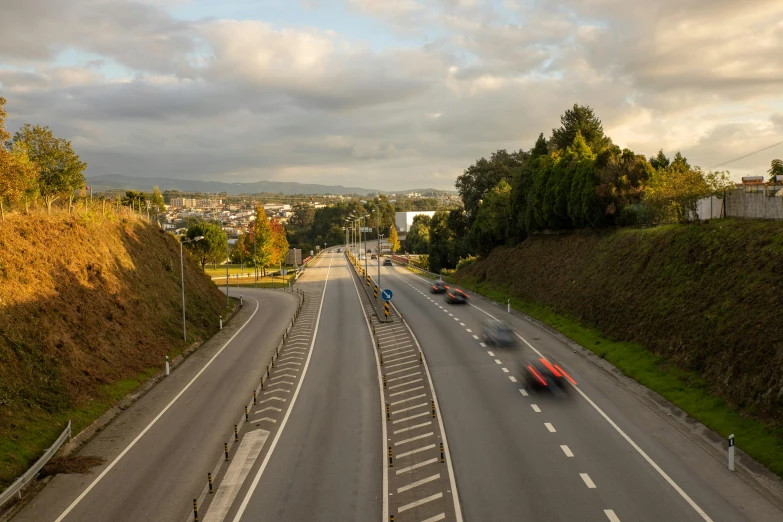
[85,174,455,196]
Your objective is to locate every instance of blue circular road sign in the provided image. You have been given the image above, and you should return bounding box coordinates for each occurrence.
[381,289,393,301]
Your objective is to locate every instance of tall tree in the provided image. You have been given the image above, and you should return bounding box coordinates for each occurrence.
[649,149,670,171]
[151,186,165,211]
[388,225,400,254]
[530,133,548,159]
[0,99,38,221]
[551,104,611,153]
[186,221,226,271]
[269,217,289,266]
[456,149,526,222]
[253,205,274,275]
[13,124,87,213]
[769,159,783,181]
[405,214,431,254]
[471,179,513,256]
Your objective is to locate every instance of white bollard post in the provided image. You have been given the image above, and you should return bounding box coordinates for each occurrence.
[728,434,735,471]
[507,299,511,313]
[220,316,223,330]
[165,355,170,376]
[240,295,243,306]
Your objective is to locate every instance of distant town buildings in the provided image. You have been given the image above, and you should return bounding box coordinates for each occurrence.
[169,197,223,208]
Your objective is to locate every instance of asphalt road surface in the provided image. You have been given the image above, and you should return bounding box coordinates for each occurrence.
[13,288,298,522]
[376,262,783,522]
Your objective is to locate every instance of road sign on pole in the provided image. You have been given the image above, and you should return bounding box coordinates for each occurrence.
[381,289,393,301]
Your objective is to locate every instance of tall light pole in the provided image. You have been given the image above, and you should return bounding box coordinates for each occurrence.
[360,199,395,298]
[180,235,204,341]
[223,222,229,307]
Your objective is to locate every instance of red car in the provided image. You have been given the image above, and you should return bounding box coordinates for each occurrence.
[445,288,469,304]
[431,280,448,294]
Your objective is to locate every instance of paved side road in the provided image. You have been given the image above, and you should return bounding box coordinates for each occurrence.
[12,289,298,522]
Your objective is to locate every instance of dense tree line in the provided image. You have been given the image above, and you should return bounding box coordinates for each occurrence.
[412,104,734,272]
[231,205,289,274]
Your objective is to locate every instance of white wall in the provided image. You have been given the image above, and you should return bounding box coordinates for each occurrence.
[395,211,436,233]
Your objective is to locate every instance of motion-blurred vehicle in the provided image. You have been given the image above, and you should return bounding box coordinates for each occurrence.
[337,248,342,252]
[383,259,393,266]
[371,254,377,259]
[431,280,448,294]
[445,287,469,304]
[520,356,576,395]
[481,319,517,347]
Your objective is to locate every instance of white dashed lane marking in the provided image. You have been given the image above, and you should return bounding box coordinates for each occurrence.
[604,510,621,522]
[502,368,509,373]
[494,359,502,364]
[508,376,517,383]
[580,473,597,488]
[531,404,541,413]
[519,389,528,396]
[545,423,556,432]
[561,445,574,457]
[487,351,495,356]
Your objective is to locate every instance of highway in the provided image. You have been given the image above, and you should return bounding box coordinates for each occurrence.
[12,286,299,522]
[229,251,381,521]
[375,262,783,522]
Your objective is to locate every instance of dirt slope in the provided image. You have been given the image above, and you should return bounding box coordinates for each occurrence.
[0,213,226,487]
[455,219,783,423]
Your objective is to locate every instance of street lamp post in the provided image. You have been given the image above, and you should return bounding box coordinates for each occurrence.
[224,223,229,307]
[180,235,204,341]
[360,199,395,298]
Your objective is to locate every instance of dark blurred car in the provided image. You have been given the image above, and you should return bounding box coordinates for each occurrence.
[520,356,575,395]
[337,248,342,252]
[383,259,393,266]
[445,287,469,304]
[481,319,517,347]
[371,254,377,259]
[431,280,448,294]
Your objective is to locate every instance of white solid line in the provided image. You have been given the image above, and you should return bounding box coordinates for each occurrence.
[494,359,502,364]
[231,259,333,522]
[531,404,541,412]
[519,389,528,396]
[388,378,423,390]
[420,514,446,522]
[580,473,596,489]
[396,473,440,493]
[393,421,432,435]
[604,509,621,522]
[487,351,495,356]
[395,457,439,475]
[561,445,574,457]
[392,411,431,424]
[391,394,427,406]
[54,296,263,522]
[346,258,389,522]
[386,372,421,383]
[545,423,556,433]
[395,432,433,446]
[509,376,517,383]
[398,492,443,512]
[393,403,428,415]
[502,368,509,373]
[396,443,436,458]
[390,385,425,397]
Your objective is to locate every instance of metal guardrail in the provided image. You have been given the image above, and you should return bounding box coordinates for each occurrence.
[388,256,441,280]
[0,420,71,509]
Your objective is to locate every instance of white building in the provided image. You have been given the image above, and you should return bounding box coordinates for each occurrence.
[395,211,436,233]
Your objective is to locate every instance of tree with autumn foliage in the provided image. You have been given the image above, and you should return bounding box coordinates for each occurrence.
[643,164,734,223]
[269,217,289,267]
[388,225,400,253]
[0,98,39,221]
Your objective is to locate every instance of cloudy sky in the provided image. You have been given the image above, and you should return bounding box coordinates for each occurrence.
[1,0,782,191]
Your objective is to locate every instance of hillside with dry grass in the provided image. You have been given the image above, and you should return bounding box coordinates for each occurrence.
[0,213,227,488]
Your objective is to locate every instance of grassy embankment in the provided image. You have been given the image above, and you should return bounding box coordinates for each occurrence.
[0,213,229,488]
[453,219,783,476]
